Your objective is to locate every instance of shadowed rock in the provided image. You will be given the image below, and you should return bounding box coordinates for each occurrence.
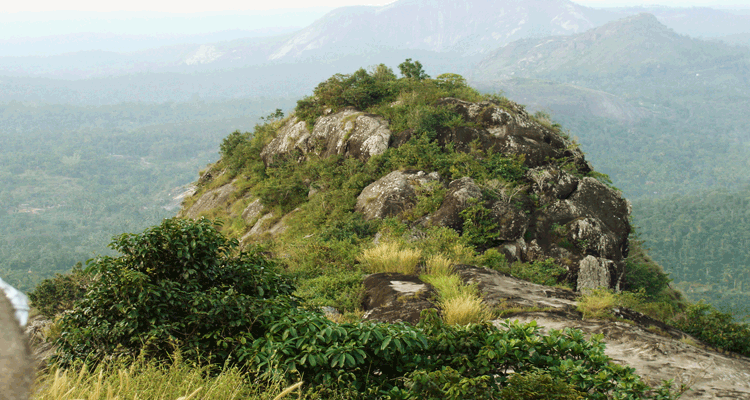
[361,273,436,324]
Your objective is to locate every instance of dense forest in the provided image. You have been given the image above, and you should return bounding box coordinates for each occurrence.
[634,188,750,318]
[0,98,294,291]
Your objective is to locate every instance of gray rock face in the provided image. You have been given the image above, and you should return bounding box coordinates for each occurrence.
[0,293,32,400]
[355,170,440,221]
[241,199,264,225]
[361,273,436,324]
[577,255,613,291]
[260,109,391,166]
[429,177,482,231]
[180,182,237,220]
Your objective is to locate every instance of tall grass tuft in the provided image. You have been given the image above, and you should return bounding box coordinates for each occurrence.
[32,355,302,400]
[424,254,454,276]
[440,293,491,325]
[359,242,422,275]
[577,289,617,320]
[422,275,476,302]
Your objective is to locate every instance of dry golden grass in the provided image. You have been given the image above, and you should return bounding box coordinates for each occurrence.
[440,293,491,325]
[358,242,422,275]
[32,356,302,400]
[424,254,454,276]
[577,289,617,320]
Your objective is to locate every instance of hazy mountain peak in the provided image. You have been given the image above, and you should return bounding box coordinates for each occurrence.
[269,0,613,60]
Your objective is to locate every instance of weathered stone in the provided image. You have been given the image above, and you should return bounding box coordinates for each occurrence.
[568,217,620,260]
[355,170,441,221]
[489,201,528,241]
[241,199,264,225]
[527,168,579,200]
[312,108,391,162]
[260,117,312,166]
[577,255,613,292]
[429,177,482,231]
[546,177,630,262]
[260,110,391,166]
[0,293,32,400]
[361,273,436,324]
[181,182,237,220]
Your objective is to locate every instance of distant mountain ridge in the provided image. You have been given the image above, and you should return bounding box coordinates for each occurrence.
[471,12,750,83]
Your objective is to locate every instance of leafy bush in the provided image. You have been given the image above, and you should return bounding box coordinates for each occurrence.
[54,217,295,366]
[499,370,583,399]
[624,239,672,297]
[28,262,91,318]
[671,301,750,356]
[510,258,568,287]
[246,309,679,399]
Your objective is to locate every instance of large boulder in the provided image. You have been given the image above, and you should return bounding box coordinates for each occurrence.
[0,293,32,400]
[261,109,391,166]
[356,170,441,220]
[522,171,630,289]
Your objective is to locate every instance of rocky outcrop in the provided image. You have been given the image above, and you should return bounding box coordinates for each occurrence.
[260,109,391,166]
[0,293,32,400]
[361,273,436,324]
[433,98,585,169]
[356,170,440,220]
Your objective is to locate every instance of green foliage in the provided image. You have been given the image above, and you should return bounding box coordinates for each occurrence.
[671,301,750,356]
[498,370,584,399]
[459,200,502,250]
[398,58,430,80]
[247,309,679,399]
[510,258,568,287]
[54,217,295,367]
[28,262,91,318]
[624,239,672,298]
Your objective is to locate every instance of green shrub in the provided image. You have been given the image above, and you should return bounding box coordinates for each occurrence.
[510,258,568,287]
[499,370,583,399]
[28,262,91,318]
[54,217,295,367]
[624,239,672,298]
[671,301,750,356]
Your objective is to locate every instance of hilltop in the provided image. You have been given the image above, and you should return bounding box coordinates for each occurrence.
[169,64,750,398]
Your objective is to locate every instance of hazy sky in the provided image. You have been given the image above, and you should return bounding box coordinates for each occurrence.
[4,0,750,12]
